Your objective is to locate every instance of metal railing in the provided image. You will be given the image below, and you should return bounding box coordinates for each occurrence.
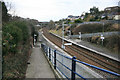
[70,31,120,38]
[41,43,120,80]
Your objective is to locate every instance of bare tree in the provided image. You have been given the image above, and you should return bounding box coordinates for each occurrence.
[5,1,16,16]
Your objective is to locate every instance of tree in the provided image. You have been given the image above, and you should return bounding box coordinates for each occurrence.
[48,20,55,29]
[74,19,83,23]
[90,6,99,15]
[2,1,10,23]
[2,23,23,54]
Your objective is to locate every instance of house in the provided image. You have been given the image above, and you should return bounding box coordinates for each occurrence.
[114,12,120,20]
[107,12,116,20]
[101,6,120,20]
[104,6,119,11]
[67,15,80,20]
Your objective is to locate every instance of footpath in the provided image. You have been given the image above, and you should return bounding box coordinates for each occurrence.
[26,42,55,78]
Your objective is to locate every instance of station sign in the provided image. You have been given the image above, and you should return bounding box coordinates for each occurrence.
[64,43,72,45]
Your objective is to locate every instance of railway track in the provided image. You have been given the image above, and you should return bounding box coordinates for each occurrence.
[42,28,120,76]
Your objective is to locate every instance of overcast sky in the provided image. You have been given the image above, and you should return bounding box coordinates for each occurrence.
[3,0,119,22]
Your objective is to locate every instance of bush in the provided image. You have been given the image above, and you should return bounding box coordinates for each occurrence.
[3,23,22,54]
[2,21,30,55]
[2,21,31,78]
[74,19,83,23]
[73,23,119,35]
[73,23,103,34]
[12,21,29,44]
[105,35,120,53]
[83,35,120,53]
[56,25,62,30]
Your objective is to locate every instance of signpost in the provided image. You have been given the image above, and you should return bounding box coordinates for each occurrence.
[79,32,81,41]
[64,43,72,46]
[100,34,105,46]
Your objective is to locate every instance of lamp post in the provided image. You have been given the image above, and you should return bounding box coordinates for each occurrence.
[61,22,65,49]
[61,22,72,49]
[100,34,104,46]
[34,34,37,46]
[101,22,105,46]
[68,30,71,39]
[79,32,81,42]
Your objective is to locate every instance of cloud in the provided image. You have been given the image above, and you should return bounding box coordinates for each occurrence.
[3,0,118,21]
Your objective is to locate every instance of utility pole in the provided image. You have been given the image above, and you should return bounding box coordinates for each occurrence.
[69,24,71,39]
[101,22,105,46]
[62,22,65,49]
[102,22,104,35]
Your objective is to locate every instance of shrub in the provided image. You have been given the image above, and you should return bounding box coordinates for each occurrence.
[73,23,119,35]
[73,23,103,34]
[74,19,83,23]
[3,23,22,54]
[105,35,120,53]
[83,35,120,53]
[2,21,30,55]
[12,21,29,44]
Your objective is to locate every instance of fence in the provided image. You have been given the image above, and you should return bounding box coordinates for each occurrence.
[70,31,120,38]
[41,43,120,80]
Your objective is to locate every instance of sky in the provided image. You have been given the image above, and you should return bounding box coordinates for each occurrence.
[3,0,119,22]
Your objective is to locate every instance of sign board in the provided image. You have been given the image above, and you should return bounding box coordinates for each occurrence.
[79,32,81,34]
[64,43,72,45]
[100,34,105,40]
[61,45,65,49]
[34,34,37,36]
[101,36,105,40]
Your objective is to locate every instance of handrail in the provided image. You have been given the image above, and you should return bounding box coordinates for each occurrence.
[75,59,120,76]
[56,58,72,71]
[56,51,72,60]
[56,66,70,80]
[41,43,120,80]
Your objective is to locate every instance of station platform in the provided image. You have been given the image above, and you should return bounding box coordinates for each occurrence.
[70,39,119,61]
[51,33,119,61]
[26,42,55,78]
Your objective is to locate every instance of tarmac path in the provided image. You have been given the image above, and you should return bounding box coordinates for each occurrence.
[26,43,55,78]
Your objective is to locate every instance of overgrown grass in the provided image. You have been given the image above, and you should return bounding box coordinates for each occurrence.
[3,44,31,78]
[73,23,120,34]
[2,21,32,79]
[83,34,120,54]
[49,29,62,36]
